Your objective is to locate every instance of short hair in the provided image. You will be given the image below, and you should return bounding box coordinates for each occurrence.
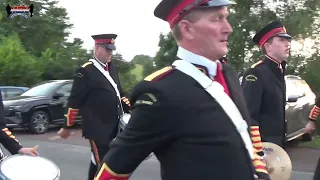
[261,37,275,54]
[171,9,204,41]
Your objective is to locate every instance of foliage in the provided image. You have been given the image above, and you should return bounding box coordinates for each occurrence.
[0,33,40,86]
[111,53,137,95]
[154,33,177,70]
[0,0,138,93]
[131,54,156,77]
[130,64,144,81]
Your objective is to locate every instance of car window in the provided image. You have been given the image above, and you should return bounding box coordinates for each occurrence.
[55,83,72,97]
[21,82,60,97]
[6,88,24,99]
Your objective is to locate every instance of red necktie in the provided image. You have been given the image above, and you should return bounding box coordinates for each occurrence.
[104,64,108,71]
[214,63,230,96]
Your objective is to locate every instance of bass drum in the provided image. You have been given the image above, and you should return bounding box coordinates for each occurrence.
[0,154,60,180]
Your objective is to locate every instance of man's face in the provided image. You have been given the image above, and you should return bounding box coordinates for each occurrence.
[182,6,233,60]
[95,45,113,63]
[265,36,291,61]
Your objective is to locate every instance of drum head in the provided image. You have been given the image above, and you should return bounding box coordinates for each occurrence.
[0,155,60,180]
[122,114,131,124]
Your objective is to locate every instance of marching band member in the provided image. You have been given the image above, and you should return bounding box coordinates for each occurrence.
[0,91,38,157]
[57,34,131,180]
[241,21,292,167]
[94,0,269,179]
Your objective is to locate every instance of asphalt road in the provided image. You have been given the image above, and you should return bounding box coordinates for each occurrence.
[0,127,316,180]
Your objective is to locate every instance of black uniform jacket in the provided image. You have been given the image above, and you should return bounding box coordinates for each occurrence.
[0,92,22,154]
[241,56,286,147]
[63,60,130,144]
[94,62,256,180]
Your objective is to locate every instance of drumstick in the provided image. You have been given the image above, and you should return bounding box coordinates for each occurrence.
[49,132,75,141]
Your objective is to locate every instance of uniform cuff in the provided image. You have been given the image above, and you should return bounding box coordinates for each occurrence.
[95,163,130,180]
[251,126,263,153]
[309,105,320,121]
[252,158,268,174]
[65,108,79,127]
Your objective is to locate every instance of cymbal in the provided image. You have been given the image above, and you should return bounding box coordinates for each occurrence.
[262,142,292,180]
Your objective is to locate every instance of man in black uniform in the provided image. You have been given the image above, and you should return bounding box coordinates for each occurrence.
[241,21,292,159]
[57,34,131,180]
[94,0,269,180]
[6,4,11,17]
[0,91,39,157]
[29,4,34,17]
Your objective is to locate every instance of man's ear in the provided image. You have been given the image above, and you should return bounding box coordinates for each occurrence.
[178,20,194,40]
[263,43,270,51]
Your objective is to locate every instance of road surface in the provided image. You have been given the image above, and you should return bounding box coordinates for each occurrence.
[0,127,315,180]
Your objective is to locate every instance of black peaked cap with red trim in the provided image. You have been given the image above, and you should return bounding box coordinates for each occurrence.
[92,34,117,50]
[154,0,236,28]
[253,21,292,47]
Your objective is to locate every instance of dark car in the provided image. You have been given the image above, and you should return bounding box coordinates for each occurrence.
[2,80,81,134]
[239,75,316,142]
[0,86,29,100]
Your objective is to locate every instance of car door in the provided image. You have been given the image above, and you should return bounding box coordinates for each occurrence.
[49,83,73,123]
[285,79,307,136]
[296,79,315,127]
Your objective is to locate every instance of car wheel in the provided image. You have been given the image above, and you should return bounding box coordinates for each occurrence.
[28,110,50,134]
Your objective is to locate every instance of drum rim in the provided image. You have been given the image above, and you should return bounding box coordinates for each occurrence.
[0,154,60,179]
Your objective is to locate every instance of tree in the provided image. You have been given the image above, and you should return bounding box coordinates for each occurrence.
[111,53,138,94]
[153,33,177,70]
[0,0,73,57]
[131,54,156,77]
[0,33,41,86]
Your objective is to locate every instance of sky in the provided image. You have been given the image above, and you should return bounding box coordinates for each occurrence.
[57,0,170,61]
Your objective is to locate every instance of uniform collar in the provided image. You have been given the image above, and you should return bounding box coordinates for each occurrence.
[176,46,219,79]
[93,56,108,68]
[264,55,284,70]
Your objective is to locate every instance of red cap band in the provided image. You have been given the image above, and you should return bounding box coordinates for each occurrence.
[166,0,209,28]
[95,39,114,44]
[259,28,285,46]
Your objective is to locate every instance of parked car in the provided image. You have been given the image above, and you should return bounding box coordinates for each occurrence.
[0,86,29,100]
[239,75,316,142]
[2,80,81,134]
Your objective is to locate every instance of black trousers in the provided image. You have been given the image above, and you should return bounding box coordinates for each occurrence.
[87,140,110,180]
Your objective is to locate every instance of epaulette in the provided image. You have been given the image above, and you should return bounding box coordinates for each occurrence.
[251,60,263,68]
[144,66,174,82]
[81,61,93,68]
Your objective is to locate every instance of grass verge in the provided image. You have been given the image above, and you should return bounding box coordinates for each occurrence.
[297,135,320,148]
